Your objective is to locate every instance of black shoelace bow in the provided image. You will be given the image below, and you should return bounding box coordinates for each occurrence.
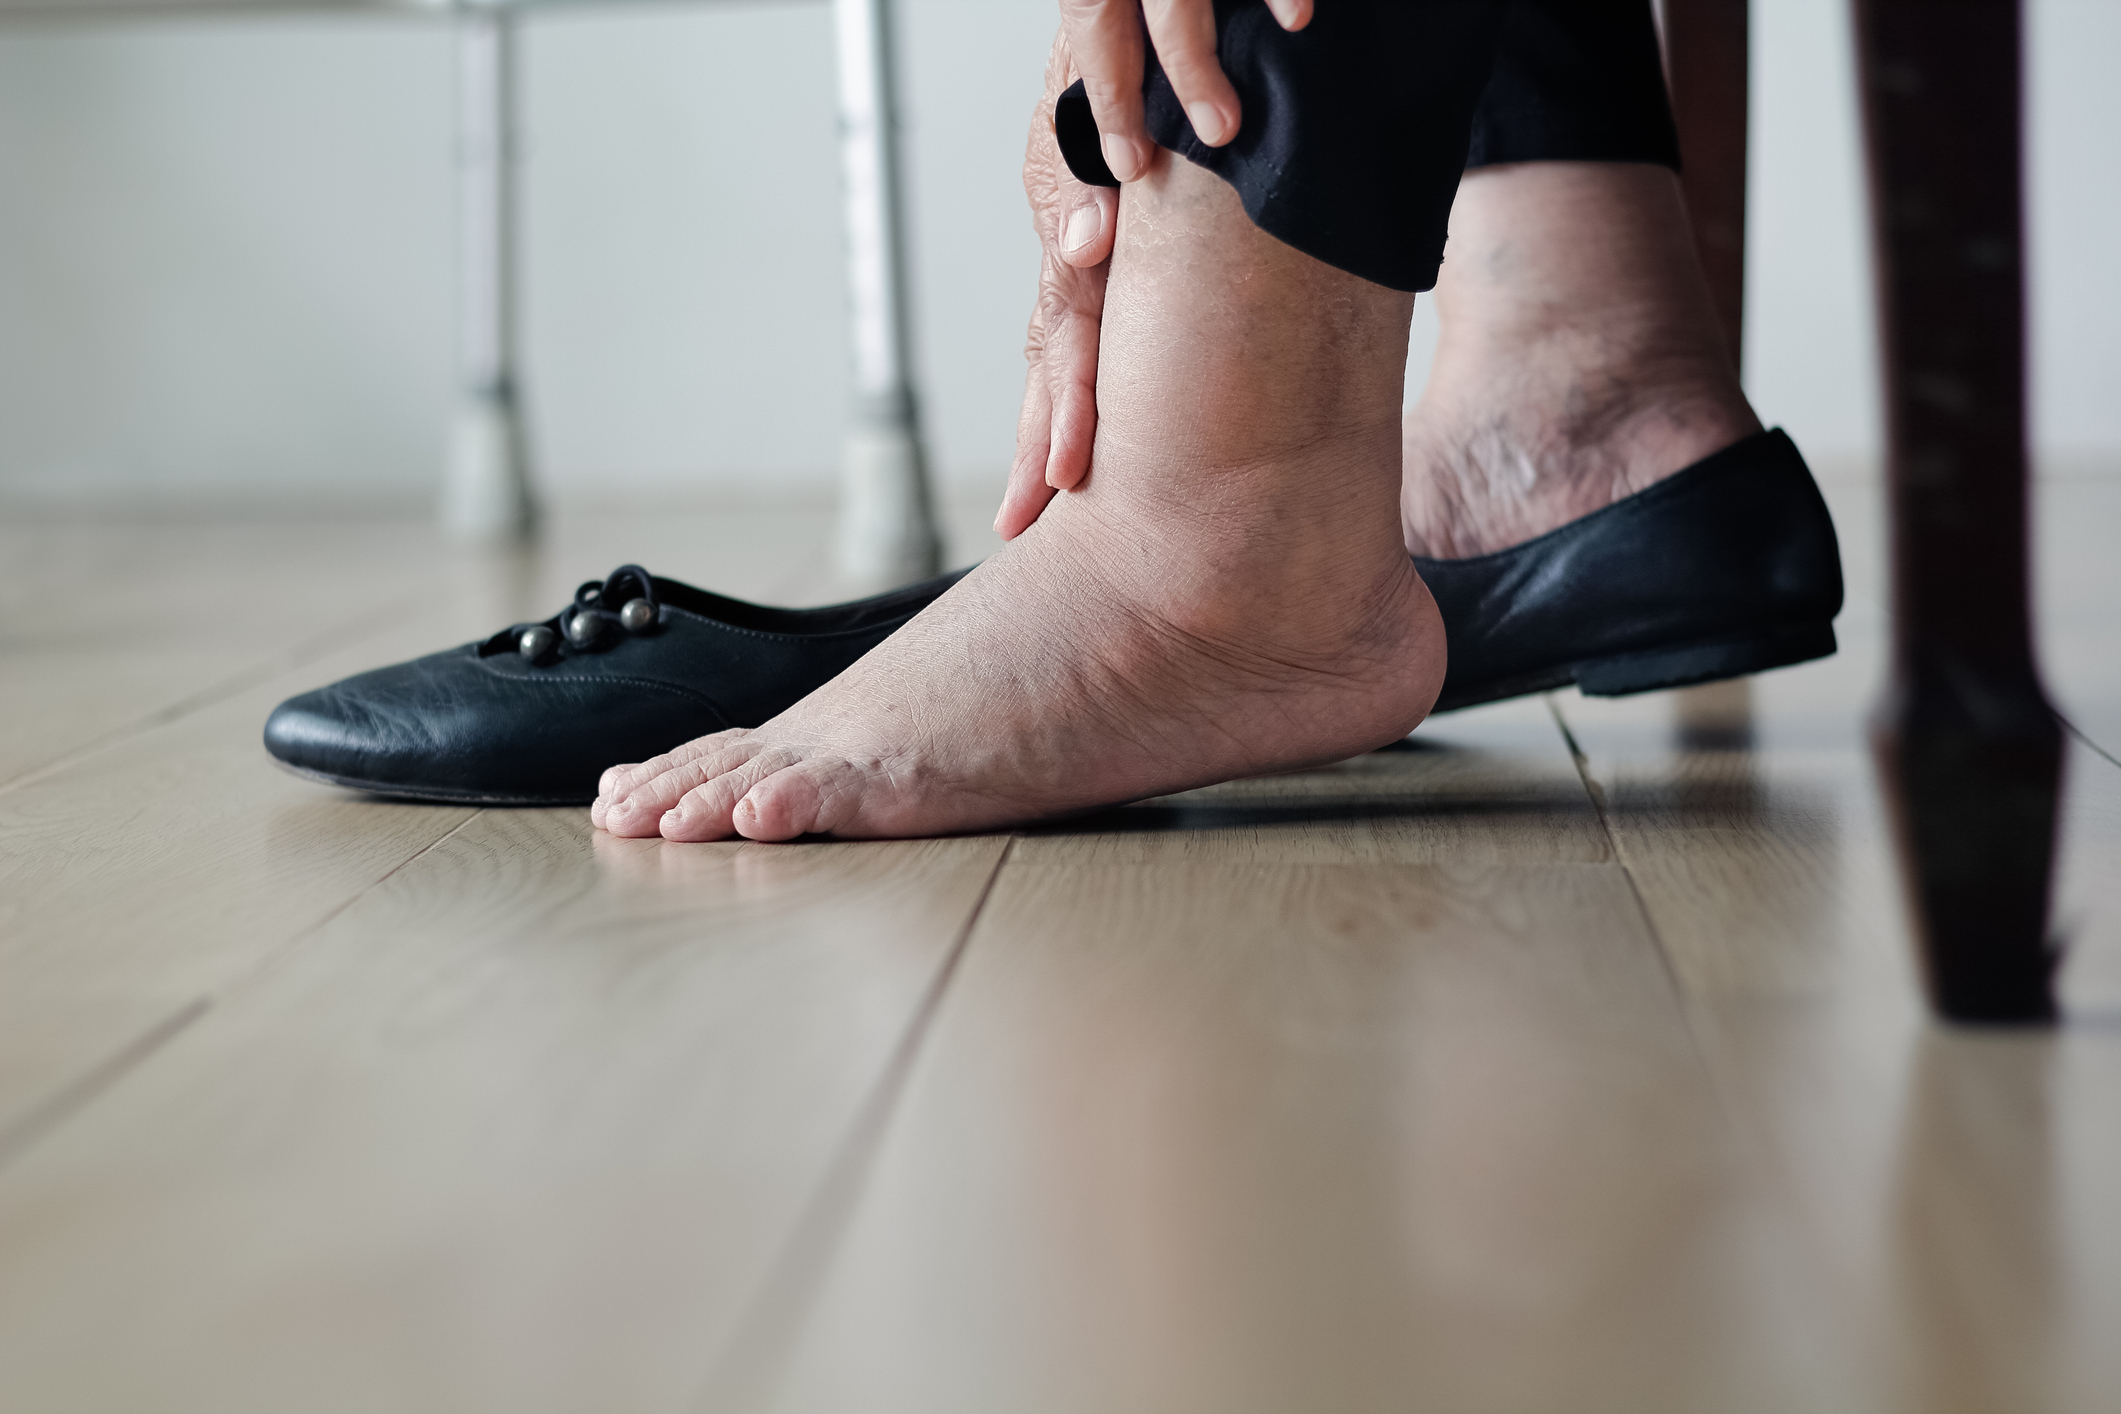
[487,564,663,663]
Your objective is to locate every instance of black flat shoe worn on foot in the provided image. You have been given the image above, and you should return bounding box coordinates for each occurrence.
[263,564,966,805]
[1417,428,1843,712]
[263,428,1840,804]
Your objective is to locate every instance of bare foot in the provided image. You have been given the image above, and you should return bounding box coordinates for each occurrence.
[1402,162,1763,559]
[594,156,1445,842]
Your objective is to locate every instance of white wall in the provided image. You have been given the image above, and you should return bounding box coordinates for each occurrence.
[0,0,2115,512]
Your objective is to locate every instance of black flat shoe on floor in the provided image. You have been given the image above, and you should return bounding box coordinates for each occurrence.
[263,564,966,805]
[265,428,1840,804]
[1418,427,1843,712]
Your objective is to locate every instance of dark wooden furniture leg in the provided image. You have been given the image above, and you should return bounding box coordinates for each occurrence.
[1660,0,1758,749]
[1660,0,1750,370]
[1854,0,2064,1022]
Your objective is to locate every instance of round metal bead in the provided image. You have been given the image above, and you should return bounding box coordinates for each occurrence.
[565,610,602,648]
[517,625,557,661]
[619,597,656,633]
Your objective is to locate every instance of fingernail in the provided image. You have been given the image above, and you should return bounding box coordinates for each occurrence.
[1100,132,1142,180]
[1062,203,1100,253]
[1186,101,1231,145]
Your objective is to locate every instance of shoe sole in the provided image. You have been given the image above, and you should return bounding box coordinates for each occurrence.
[1434,621,1838,714]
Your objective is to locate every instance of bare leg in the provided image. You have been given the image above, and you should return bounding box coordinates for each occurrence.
[1403,162,1761,559]
[593,154,1445,842]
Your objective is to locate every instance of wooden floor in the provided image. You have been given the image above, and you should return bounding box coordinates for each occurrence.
[2,478,2117,1413]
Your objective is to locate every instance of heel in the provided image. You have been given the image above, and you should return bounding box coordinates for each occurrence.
[1573,623,1838,698]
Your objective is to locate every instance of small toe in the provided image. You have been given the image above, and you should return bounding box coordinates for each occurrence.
[604,733,760,837]
[658,746,805,842]
[657,788,739,842]
[608,732,751,806]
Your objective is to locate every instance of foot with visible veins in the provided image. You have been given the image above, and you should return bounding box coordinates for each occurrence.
[593,154,1445,843]
[1401,162,1762,559]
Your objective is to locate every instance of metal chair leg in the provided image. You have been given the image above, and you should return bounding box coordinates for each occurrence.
[442,1,536,542]
[1855,0,2063,1022]
[832,0,942,590]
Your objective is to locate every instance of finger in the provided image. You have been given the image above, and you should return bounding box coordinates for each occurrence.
[999,439,1062,538]
[1058,183,1118,268]
[1040,264,1107,492]
[1005,34,1110,538]
[1142,0,1239,147]
[1001,305,1061,539]
[1263,0,1312,31]
[1045,323,1101,492]
[1060,0,1152,181]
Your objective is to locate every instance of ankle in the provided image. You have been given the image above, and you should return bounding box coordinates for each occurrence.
[1402,161,1767,558]
[1402,339,1759,558]
[1092,152,1416,493]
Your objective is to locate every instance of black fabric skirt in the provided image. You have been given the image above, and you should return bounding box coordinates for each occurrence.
[1057,0,1680,292]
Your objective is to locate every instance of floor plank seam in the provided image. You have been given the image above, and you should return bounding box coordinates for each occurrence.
[0,999,211,1177]
[1545,695,1767,1127]
[1547,695,1898,1370]
[0,808,486,1177]
[1541,696,1688,976]
[215,807,490,1000]
[0,590,436,798]
[2060,712,2121,773]
[686,835,1019,1414]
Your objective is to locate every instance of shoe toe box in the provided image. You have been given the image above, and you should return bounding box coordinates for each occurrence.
[265,652,489,793]
[263,647,724,804]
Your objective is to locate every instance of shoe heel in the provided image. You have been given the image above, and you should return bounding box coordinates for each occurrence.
[1573,623,1838,698]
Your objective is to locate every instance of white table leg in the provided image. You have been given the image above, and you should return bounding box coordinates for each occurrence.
[442,2,536,541]
[832,0,941,588]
